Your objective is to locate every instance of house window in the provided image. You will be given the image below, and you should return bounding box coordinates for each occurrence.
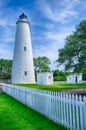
[24,46,26,51]
[24,71,27,76]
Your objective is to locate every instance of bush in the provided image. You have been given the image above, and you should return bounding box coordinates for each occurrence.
[54,76,66,81]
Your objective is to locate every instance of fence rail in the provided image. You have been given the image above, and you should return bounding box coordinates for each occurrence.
[2,84,86,130]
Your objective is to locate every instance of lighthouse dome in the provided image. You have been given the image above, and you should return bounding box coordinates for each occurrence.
[16,13,29,24]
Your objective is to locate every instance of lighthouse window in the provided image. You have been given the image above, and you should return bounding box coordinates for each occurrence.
[24,71,27,76]
[24,47,26,51]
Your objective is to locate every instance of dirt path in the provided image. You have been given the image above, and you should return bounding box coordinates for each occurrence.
[63,88,86,96]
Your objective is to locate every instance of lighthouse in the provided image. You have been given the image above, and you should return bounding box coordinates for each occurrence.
[11,13,35,84]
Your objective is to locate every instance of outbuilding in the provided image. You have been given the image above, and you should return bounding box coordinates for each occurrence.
[37,72,53,85]
[66,73,82,84]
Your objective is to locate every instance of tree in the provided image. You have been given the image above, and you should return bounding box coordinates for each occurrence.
[82,68,86,81]
[53,70,66,81]
[0,57,51,80]
[34,56,51,72]
[0,59,12,79]
[57,20,86,73]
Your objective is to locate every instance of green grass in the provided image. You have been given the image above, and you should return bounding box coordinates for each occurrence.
[0,93,67,130]
[14,83,86,91]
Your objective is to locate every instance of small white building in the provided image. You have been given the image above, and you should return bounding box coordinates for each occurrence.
[37,72,53,85]
[67,73,82,84]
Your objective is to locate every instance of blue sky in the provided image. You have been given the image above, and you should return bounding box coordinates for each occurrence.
[0,0,86,69]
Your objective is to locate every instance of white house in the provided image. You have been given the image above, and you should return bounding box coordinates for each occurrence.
[37,72,53,85]
[67,73,82,84]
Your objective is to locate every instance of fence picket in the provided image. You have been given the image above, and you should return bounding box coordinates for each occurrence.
[83,96,86,130]
[72,95,77,129]
[79,95,84,130]
[69,94,72,130]
[63,93,66,127]
[2,84,86,130]
[75,95,80,130]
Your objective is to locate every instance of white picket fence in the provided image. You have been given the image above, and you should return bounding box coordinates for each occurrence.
[2,84,86,130]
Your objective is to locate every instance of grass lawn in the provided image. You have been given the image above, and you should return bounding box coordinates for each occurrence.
[0,93,67,130]
[14,83,86,91]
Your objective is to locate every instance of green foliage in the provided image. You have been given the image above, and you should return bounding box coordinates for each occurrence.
[0,57,50,80]
[57,20,86,73]
[53,70,66,81]
[82,68,86,80]
[0,94,67,130]
[0,59,12,79]
[34,56,50,72]
[34,56,51,80]
[54,76,66,81]
[65,71,73,76]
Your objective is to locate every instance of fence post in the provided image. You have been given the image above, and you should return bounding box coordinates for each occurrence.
[83,96,86,130]
[79,95,84,130]
[2,84,5,92]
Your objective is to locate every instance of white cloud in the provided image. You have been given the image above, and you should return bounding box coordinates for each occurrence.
[0,19,9,27]
[0,0,85,71]
[36,0,80,23]
[45,27,74,40]
[0,7,33,59]
[32,25,75,70]
[33,43,58,70]
[0,44,13,59]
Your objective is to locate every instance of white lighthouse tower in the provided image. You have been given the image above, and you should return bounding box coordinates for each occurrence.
[11,13,35,84]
